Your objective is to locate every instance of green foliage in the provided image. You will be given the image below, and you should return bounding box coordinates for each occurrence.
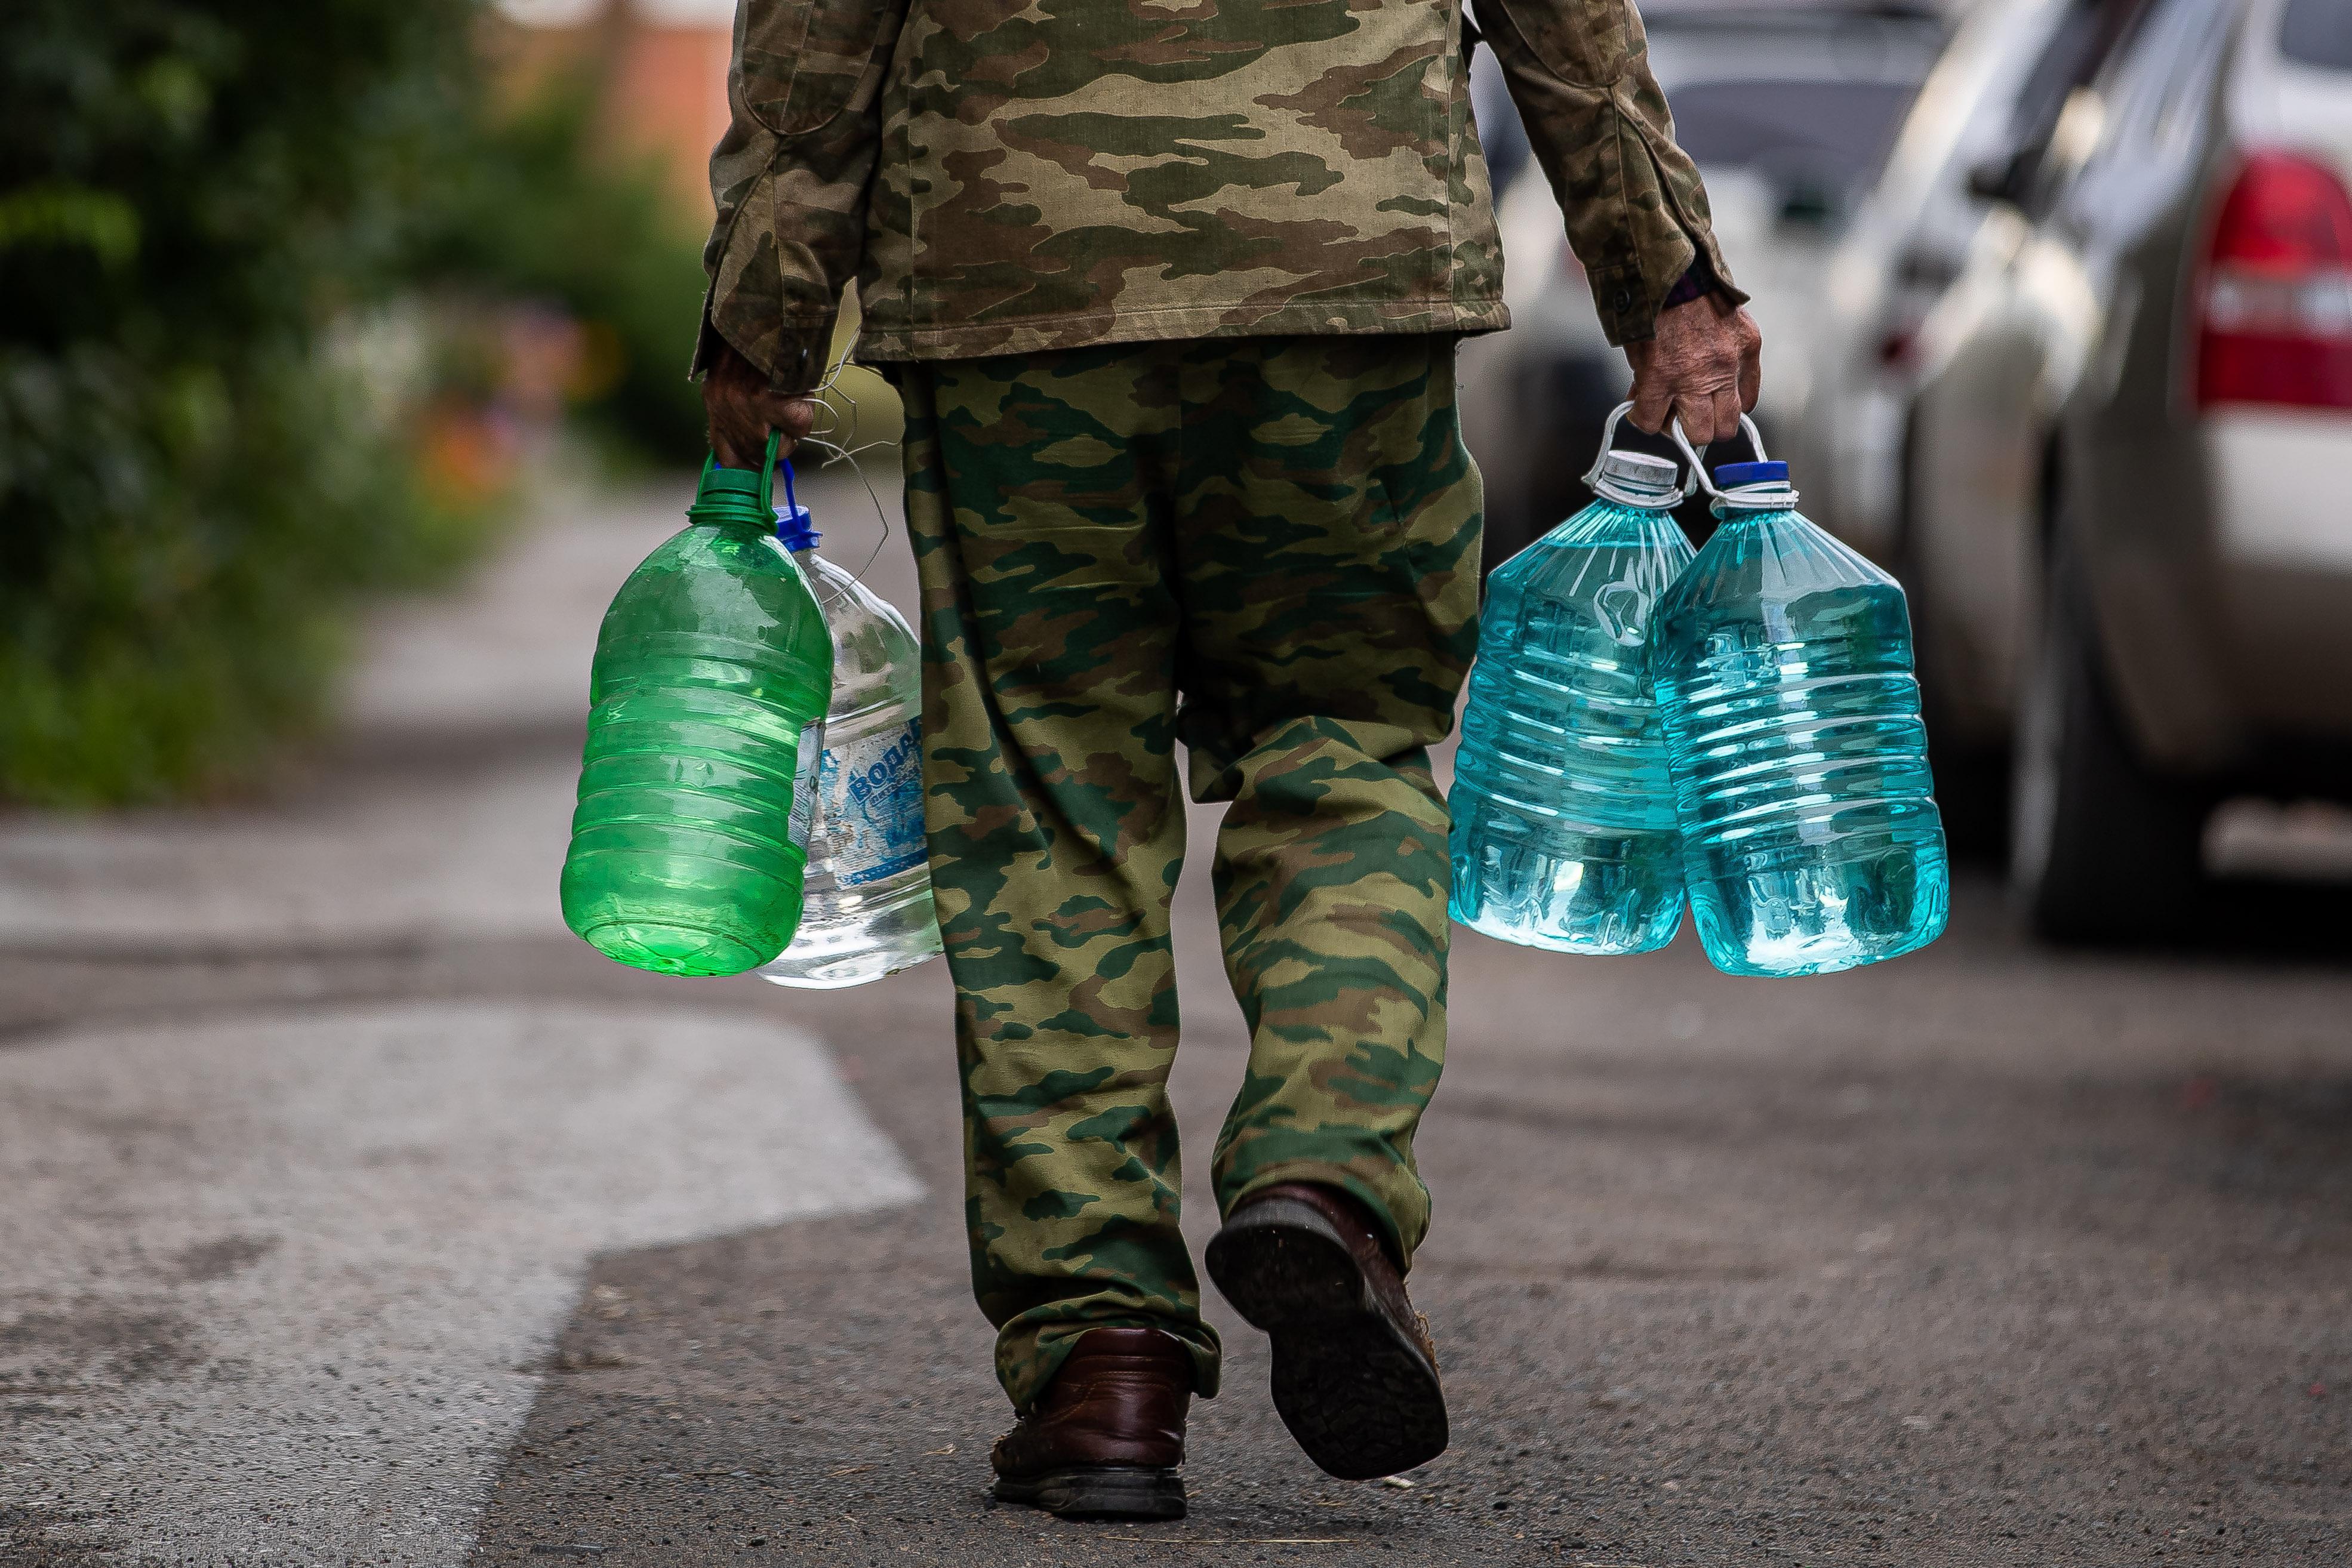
[416,83,712,466]
[0,2,709,805]
[1,0,480,363]
[0,346,477,803]
[1,0,490,805]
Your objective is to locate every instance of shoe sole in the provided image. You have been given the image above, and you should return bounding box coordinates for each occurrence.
[991,1465,1186,1520]
[1205,1196,1449,1480]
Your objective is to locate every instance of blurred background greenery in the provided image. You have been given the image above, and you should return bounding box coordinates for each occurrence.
[0,0,712,805]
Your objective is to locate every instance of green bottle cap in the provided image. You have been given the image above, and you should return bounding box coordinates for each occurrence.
[685,430,782,528]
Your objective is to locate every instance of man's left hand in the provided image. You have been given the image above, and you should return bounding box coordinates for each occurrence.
[1624,294,1763,446]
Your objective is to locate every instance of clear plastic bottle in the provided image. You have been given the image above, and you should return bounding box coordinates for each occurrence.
[561,441,832,976]
[1652,438,1949,977]
[759,488,942,988]
[1449,412,1697,954]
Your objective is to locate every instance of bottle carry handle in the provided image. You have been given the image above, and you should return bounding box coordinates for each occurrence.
[699,429,787,509]
[1667,413,1794,510]
[1580,402,1703,504]
[756,429,782,513]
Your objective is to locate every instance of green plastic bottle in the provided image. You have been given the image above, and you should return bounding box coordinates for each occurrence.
[560,435,835,976]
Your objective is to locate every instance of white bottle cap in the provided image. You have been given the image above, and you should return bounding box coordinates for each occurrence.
[1591,449,1683,509]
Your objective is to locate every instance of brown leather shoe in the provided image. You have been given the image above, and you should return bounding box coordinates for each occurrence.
[990,1327,1192,1520]
[1205,1182,1448,1480]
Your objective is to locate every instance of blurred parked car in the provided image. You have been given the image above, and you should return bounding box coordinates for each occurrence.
[1889,0,2352,940]
[1460,0,1951,560]
[1787,0,2090,566]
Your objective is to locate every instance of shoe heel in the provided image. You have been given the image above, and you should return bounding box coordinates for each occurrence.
[1207,1194,1450,1482]
[1205,1197,1363,1329]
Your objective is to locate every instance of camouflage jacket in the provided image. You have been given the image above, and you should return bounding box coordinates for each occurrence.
[697,0,1741,391]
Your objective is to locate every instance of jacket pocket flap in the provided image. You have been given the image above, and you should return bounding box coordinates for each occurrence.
[739,0,887,138]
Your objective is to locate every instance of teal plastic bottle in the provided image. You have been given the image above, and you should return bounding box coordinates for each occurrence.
[1652,427,1948,976]
[1449,406,1697,954]
[561,436,835,976]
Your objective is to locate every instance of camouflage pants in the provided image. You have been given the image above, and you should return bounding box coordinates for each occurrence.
[892,335,1482,1410]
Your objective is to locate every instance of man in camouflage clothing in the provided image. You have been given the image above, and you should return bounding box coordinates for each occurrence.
[700,0,1760,1519]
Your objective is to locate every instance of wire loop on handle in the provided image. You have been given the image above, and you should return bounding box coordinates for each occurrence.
[1580,401,1702,506]
[789,359,902,585]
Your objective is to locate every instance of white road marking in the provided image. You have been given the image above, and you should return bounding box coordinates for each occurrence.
[0,1002,921,1564]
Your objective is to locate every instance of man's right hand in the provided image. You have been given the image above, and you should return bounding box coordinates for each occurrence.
[1623,292,1763,448]
[702,339,820,469]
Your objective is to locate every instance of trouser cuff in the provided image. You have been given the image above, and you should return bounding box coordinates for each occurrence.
[1000,1317,1223,1413]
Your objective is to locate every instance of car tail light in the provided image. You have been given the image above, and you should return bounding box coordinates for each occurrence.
[2193,151,2352,411]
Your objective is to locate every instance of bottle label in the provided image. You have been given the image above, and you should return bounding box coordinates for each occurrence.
[789,720,824,852]
[818,716,926,886]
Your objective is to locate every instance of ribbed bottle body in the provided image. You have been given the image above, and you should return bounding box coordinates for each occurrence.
[1449,500,1695,954]
[1654,504,1948,976]
[561,524,832,976]
[759,549,941,989]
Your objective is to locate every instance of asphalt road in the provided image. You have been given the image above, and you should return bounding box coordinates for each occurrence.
[4,476,2348,1566]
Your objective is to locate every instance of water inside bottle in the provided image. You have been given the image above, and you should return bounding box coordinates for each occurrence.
[761,507,942,989]
[561,455,832,976]
[1449,448,1694,954]
[1653,464,1948,976]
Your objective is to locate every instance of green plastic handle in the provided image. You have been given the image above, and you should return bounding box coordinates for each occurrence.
[700,429,784,494]
[689,429,789,531]
[757,429,780,515]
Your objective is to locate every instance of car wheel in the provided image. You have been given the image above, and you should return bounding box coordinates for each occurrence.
[2009,540,2212,943]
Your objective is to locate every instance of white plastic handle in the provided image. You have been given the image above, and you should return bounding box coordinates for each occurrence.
[1579,401,1702,504]
[1667,413,1772,503]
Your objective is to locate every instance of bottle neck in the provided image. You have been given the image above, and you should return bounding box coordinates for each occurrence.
[686,460,775,529]
[685,503,772,530]
[1590,483,1683,511]
[1711,481,1799,521]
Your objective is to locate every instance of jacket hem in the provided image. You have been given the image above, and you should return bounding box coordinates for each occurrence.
[851,296,1511,363]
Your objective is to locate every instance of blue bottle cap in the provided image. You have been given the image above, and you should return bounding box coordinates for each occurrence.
[773,503,820,552]
[1716,461,1789,487]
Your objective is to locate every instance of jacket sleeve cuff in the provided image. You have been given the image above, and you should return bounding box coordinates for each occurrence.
[689,161,841,395]
[690,304,835,396]
[1658,258,1713,310]
[1591,222,1749,345]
